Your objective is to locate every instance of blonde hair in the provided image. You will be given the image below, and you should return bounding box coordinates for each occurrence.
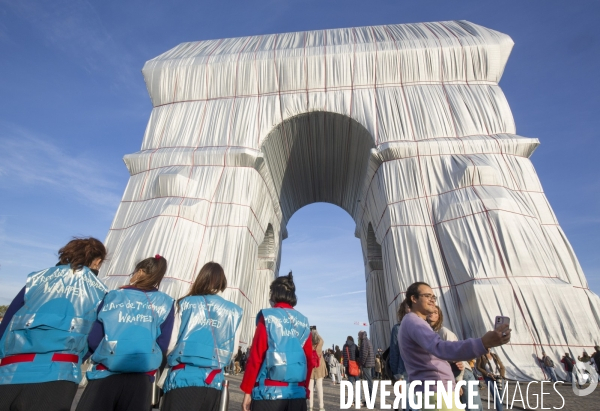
[429,305,444,332]
[311,329,322,346]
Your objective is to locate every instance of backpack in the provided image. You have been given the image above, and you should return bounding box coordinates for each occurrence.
[543,356,554,367]
[312,349,320,368]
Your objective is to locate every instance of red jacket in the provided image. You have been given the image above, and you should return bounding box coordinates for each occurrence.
[240,303,314,398]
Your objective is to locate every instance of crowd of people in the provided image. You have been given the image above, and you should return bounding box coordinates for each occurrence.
[0,237,597,411]
[0,238,244,411]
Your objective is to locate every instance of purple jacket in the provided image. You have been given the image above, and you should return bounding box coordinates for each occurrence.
[398,312,486,390]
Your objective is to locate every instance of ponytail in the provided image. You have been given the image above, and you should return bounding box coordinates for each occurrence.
[270,271,297,306]
[130,255,168,291]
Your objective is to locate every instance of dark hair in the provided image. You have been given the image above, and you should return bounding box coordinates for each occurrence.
[58,237,107,271]
[130,255,168,291]
[397,300,409,322]
[182,262,227,299]
[346,336,354,343]
[403,281,431,308]
[270,271,297,306]
[428,305,444,332]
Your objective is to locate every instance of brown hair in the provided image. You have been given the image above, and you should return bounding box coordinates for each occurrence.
[58,237,107,271]
[182,262,227,299]
[429,305,444,332]
[130,255,168,291]
[397,300,409,322]
[403,281,430,308]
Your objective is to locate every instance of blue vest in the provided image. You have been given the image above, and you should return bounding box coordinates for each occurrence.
[251,308,310,400]
[0,265,107,385]
[87,288,174,380]
[163,295,243,392]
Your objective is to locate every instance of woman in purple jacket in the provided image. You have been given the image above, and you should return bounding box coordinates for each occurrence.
[398,282,511,410]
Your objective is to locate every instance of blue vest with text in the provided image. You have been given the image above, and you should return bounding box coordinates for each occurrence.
[251,308,310,400]
[87,288,174,380]
[0,265,107,385]
[164,294,243,392]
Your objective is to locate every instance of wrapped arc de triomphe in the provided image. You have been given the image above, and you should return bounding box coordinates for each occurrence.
[99,20,600,380]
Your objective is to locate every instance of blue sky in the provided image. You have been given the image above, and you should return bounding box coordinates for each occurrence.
[0,0,598,348]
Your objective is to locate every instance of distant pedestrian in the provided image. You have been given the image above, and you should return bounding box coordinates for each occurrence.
[358,330,375,404]
[561,353,575,382]
[538,350,557,382]
[334,345,344,378]
[240,351,247,372]
[591,346,600,373]
[578,351,591,363]
[342,336,360,387]
[477,349,506,411]
[375,354,382,380]
[234,347,243,374]
[328,350,341,385]
[309,328,326,411]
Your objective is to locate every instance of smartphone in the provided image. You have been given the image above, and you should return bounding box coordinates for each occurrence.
[494,316,510,331]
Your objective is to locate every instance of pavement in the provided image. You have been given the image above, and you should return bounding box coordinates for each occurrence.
[71,373,600,410]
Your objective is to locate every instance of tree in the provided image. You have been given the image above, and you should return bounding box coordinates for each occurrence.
[0,305,8,318]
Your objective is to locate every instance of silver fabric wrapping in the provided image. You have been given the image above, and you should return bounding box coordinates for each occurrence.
[99,20,600,380]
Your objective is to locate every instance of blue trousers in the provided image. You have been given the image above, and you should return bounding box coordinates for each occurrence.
[461,369,483,410]
[484,377,504,411]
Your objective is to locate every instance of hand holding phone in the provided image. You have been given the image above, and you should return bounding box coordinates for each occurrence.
[482,316,512,349]
[494,316,510,332]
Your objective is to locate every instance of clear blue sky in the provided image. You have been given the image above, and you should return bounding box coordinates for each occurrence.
[0,0,598,348]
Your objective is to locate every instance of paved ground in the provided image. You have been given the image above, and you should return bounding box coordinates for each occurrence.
[72,373,599,410]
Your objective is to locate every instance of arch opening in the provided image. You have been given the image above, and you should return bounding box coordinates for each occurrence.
[260,111,386,349]
[279,203,369,349]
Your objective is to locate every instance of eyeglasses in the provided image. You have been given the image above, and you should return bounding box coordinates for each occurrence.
[418,293,437,301]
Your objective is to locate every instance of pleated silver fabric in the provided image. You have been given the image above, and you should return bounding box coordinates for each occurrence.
[99,20,600,380]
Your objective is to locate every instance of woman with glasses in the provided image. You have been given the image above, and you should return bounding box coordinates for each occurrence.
[398,282,511,411]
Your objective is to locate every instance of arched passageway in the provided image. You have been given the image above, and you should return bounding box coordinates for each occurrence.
[278,203,368,351]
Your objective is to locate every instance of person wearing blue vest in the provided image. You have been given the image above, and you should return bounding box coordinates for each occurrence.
[0,237,108,411]
[161,261,243,411]
[241,272,313,411]
[75,254,175,411]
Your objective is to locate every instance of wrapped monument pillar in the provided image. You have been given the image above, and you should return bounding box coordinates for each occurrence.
[100,20,600,380]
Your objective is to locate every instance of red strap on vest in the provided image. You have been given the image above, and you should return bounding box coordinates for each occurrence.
[0,354,36,366]
[254,379,290,387]
[0,353,78,367]
[171,364,221,384]
[204,369,221,384]
[95,363,156,376]
[51,353,79,363]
